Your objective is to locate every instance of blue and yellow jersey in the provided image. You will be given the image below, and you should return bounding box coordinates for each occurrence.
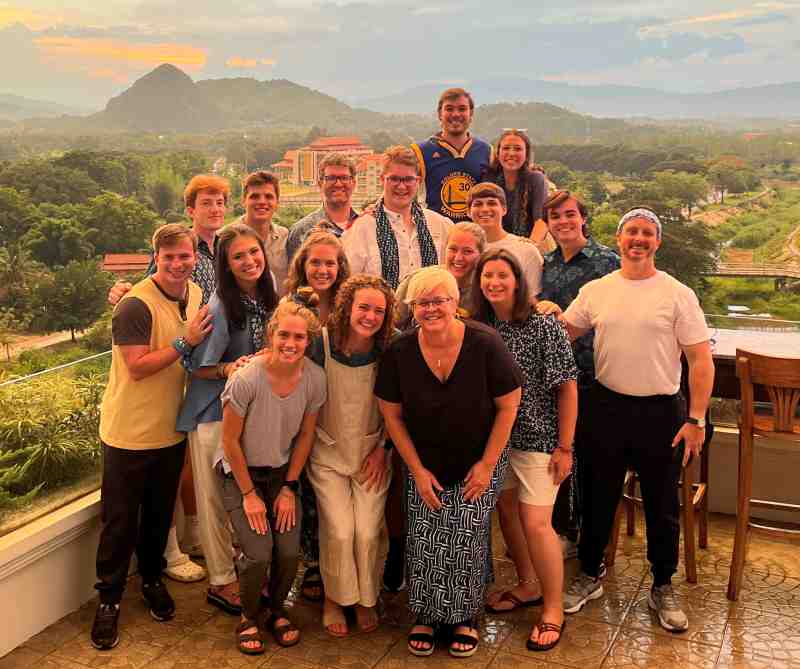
[411,134,492,221]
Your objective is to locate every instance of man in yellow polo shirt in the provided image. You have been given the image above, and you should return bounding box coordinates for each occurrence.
[91,224,212,650]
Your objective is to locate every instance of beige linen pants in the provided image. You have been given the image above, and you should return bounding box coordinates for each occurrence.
[308,462,390,606]
[189,421,237,586]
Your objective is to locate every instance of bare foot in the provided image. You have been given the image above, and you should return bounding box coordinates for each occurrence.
[408,623,434,652]
[451,624,479,653]
[323,598,348,637]
[354,604,379,632]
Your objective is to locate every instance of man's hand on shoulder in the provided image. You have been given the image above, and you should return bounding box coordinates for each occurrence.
[108,281,133,306]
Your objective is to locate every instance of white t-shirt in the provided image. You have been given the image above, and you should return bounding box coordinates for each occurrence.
[342,206,452,282]
[563,270,709,396]
[486,234,543,299]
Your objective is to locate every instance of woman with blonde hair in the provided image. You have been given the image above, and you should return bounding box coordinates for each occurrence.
[306,274,396,636]
[375,266,522,658]
[217,299,326,654]
[286,230,351,324]
[285,229,351,601]
[394,222,487,329]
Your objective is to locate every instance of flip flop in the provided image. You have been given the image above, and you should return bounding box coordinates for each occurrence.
[526,618,567,652]
[486,589,544,613]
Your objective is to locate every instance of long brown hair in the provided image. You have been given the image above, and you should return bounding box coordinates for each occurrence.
[472,248,532,324]
[327,274,396,354]
[285,230,350,297]
[215,222,278,329]
[485,130,535,233]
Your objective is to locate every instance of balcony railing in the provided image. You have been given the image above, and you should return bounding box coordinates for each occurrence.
[0,351,110,537]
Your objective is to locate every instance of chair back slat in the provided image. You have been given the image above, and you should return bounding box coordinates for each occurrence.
[736,348,800,434]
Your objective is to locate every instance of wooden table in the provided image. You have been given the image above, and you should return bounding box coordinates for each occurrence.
[710,328,800,400]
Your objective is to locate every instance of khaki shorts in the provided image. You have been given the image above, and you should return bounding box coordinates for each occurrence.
[501,449,560,506]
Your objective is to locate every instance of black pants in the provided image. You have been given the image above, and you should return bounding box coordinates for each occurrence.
[552,387,592,541]
[577,383,685,586]
[95,440,186,604]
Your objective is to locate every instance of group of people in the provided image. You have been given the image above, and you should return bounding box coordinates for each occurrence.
[91,86,715,658]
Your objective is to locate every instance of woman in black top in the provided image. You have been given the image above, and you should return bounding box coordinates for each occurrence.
[375,266,522,659]
[483,129,550,251]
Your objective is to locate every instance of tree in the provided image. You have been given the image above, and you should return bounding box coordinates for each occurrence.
[82,193,161,255]
[0,160,100,205]
[145,164,183,216]
[0,308,27,361]
[0,187,41,247]
[24,217,95,267]
[31,260,112,341]
[653,171,709,217]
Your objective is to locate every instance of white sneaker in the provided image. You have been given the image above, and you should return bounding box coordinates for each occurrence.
[164,556,207,583]
[648,584,689,632]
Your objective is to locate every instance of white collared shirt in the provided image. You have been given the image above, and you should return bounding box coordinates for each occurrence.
[342,206,453,282]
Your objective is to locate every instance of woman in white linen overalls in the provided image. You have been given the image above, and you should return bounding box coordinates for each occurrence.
[306,274,397,637]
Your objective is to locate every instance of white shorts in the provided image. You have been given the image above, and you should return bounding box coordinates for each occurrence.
[501,449,560,506]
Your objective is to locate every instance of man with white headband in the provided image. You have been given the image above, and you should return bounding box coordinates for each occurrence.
[559,207,714,633]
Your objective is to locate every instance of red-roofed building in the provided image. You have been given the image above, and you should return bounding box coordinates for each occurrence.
[292,136,373,186]
[101,254,151,277]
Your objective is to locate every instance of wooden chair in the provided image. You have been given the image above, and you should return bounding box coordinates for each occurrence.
[605,444,709,583]
[727,349,800,601]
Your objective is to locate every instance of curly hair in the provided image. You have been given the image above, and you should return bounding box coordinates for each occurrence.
[285,230,350,298]
[327,274,396,354]
[264,298,321,350]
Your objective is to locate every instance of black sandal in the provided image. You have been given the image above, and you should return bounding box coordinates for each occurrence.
[300,565,324,602]
[449,619,479,658]
[526,618,566,652]
[235,619,265,655]
[407,623,435,657]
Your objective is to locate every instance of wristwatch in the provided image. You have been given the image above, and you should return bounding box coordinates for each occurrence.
[281,480,300,493]
[686,416,707,429]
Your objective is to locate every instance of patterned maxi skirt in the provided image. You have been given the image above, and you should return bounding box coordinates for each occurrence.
[405,450,509,626]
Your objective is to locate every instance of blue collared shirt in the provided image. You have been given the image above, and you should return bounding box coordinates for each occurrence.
[175,293,261,432]
[540,237,620,389]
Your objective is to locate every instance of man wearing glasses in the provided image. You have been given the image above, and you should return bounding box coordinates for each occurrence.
[343,145,452,288]
[411,87,491,222]
[286,153,361,261]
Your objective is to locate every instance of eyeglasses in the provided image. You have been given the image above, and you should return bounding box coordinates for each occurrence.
[321,175,354,183]
[412,297,453,310]
[385,175,418,185]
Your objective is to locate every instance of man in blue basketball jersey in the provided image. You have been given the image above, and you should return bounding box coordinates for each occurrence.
[411,88,492,222]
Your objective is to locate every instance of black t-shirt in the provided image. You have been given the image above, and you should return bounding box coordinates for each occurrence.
[375,320,522,486]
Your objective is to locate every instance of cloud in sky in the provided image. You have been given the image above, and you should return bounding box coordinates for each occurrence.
[1,0,799,108]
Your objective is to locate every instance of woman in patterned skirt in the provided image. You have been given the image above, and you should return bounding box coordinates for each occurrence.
[473,248,577,652]
[375,266,522,658]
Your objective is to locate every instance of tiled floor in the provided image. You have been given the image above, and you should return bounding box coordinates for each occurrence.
[3,513,800,668]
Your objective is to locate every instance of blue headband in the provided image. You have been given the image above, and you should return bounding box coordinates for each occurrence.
[616,208,662,239]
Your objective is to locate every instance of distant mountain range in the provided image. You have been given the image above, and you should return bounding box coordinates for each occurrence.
[353,78,800,120]
[0,93,93,121]
[11,64,800,141]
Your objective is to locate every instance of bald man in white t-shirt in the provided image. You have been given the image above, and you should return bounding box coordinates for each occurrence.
[560,208,714,634]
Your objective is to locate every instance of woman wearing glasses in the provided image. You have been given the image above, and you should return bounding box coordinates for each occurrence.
[375,266,522,658]
[482,129,551,253]
[394,222,487,329]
